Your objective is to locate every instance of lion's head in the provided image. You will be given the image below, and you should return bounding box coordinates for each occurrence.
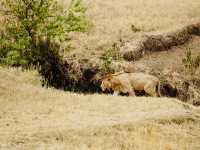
[101,76,112,91]
[100,75,122,92]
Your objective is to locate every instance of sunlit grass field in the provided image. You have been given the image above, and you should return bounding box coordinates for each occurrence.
[0,0,200,149]
[0,67,200,149]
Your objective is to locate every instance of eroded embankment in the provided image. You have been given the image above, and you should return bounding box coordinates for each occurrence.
[120,22,200,61]
[40,22,200,102]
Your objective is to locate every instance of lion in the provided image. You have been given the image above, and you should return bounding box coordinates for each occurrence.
[101,72,161,97]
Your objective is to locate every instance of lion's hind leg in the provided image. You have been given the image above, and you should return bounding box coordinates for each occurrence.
[144,82,157,97]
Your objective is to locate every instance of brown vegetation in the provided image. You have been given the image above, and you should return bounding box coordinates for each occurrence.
[64,0,200,58]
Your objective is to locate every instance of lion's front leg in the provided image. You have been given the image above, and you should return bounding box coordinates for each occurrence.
[124,85,135,97]
[129,91,135,97]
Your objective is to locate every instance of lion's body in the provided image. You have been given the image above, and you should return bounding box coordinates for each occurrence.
[101,72,161,97]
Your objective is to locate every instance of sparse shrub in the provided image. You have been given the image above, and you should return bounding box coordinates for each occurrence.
[182,49,200,75]
[131,25,141,33]
[180,49,200,104]
[111,42,123,61]
[101,47,114,74]
[101,43,123,74]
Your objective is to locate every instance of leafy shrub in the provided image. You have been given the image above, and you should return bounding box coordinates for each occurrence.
[66,0,92,32]
[0,0,91,67]
[0,0,65,67]
[0,0,91,90]
[3,51,28,67]
[0,26,30,66]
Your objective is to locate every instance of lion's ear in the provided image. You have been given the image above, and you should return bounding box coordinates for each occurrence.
[100,74,109,81]
[99,75,108,82]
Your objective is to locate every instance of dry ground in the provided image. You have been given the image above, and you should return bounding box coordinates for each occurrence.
[0,67,200,150]
[63,0,200,57]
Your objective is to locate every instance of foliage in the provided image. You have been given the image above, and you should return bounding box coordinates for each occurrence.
[2,50,28,67]
[0,21,30,65]
[0,0,63,66]
[101,42,123,74]
[101,47,114,74]
[182,49,200,75]
[0,0,90,67]
[66,0,92,32]
[0,0,92,91]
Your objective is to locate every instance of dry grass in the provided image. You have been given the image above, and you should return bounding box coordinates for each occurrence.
[134,36,200,73]
[0,67,200,149]
[0,1,200,149]
[63,0,200,57]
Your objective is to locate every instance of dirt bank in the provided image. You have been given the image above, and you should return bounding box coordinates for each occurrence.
[120,22,200,61]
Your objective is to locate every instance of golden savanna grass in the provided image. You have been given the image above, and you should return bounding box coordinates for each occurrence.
[0,67,200,149]
[0,0,200,149]
[63,0,200,57]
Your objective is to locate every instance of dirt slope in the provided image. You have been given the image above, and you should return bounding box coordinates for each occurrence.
[0,67,200,150]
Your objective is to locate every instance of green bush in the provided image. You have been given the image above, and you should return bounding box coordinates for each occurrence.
[3,50,28,67]
[0,0,91,90]
[66,0,92,32]
[0,0,91,67]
